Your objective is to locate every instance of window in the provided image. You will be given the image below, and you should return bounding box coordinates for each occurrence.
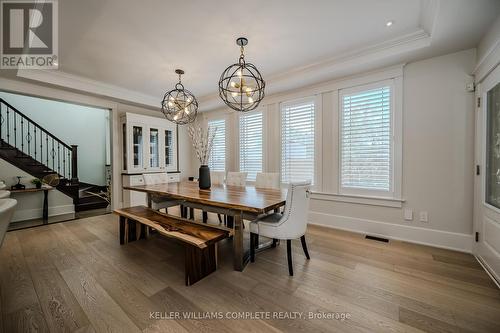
[340,81,393,196]
[208,119,226,171]
[239,111,263,180]
[281,98,315,184]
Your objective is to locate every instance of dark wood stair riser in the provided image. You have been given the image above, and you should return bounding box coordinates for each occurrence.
[1,140,109,212]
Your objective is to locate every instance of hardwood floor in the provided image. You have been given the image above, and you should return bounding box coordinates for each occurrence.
[1,210,499,332]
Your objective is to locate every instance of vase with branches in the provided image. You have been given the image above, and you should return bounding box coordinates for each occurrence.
[188,125,217,189]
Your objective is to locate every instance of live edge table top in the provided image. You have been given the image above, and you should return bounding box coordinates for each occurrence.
[123,181,286,214]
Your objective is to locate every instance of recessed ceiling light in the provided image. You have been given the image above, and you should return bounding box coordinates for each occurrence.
[386,20,394,27]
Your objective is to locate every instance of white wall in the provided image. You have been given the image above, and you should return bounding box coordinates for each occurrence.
[200,48,476,252]
[0,91,109,185]
[0,159,74,222]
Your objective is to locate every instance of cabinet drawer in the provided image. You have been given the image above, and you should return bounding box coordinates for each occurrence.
[128,175,145,186]
[167,173,180,183]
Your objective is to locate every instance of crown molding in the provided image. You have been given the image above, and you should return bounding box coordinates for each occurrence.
[16,68,160,108]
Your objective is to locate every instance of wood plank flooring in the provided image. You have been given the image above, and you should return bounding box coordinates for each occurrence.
[1,210,499,333]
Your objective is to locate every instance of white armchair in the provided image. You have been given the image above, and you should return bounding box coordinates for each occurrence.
[0,190,10,199]
[142,173,182,213]
[0,199,17,247]
[249,181,311,276]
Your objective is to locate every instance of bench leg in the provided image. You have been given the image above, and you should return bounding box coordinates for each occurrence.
[189,208,195,220]
[202,211,208,223]
[119,216,126,245]
[185,244,217,286]
[128,219,137,242]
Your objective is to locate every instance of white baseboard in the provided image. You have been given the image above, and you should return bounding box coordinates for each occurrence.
[308,211,473,253]
[12,204,75,222]
[475,255,500,289]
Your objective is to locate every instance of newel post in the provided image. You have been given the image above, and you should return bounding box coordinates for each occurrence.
[71,145,79,185]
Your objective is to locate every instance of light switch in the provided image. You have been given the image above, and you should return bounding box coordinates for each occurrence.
[404,209,413,221]
[420,211,429,223]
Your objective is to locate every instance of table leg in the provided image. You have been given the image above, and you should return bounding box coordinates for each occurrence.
[233,211,248,271]
[43,189,49,224]
[146,193,152,208]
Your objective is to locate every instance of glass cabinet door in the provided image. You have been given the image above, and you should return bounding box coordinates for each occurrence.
[486,82,500,208]
[165,129,172,167]
[149,128,159,168]
[132,126,143,169]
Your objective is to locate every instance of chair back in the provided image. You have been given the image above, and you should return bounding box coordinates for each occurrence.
[279,181,311,239]
[143,173,169,185]
[226,172,247,186]
[0,199,17,247]
[0,190,10,199]
[255,173,280,189]
[210,171,226,185]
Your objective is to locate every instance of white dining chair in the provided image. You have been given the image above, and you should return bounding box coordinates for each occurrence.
[0,199,17,247]
[226,172,248,186]
[210,171,226,185]
[0,181,6,190]
[142,173,182,214]
[0,190,10,199]
[249,181,312,276]
[255,172,280,189]
[210,171,227,224]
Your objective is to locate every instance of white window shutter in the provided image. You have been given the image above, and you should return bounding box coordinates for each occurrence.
[239,111,263,181]
[281,99,315,184]
[340,85,392,193]
[208,119,226,171]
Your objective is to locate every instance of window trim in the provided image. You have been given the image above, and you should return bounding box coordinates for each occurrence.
[237,108,264,181]
[279,95,322,188]
[337,78,402,200]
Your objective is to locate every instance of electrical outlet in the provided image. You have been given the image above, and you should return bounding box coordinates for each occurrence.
[420,211,429,223]
[404,209,413,221]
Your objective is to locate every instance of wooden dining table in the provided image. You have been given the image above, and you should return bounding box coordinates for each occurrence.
[123,181,287,271]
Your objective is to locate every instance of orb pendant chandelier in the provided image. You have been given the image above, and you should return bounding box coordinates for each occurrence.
[161,69,198,125]
[218,37,265,112]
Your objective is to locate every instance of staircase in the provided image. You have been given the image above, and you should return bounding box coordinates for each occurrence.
[0,98,109,212]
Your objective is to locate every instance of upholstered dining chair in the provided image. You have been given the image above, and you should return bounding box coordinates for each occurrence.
[255,172,280,189]
[0,199,17,247]
[210,171,226,186]
[142,173,182,214]
[210,171,226,224]
[249,181,312,276]
[0,190,10,199]
[226,172,248,186]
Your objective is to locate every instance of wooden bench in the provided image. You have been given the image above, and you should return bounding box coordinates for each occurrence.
[113,206,230,286]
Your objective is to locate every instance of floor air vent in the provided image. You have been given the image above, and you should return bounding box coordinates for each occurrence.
[365,235,389,243]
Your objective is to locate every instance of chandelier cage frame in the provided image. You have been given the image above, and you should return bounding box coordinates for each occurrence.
[218,37,266,112]
[161,69,198,125]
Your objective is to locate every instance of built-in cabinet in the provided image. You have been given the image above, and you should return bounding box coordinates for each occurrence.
[121,113,181,207]
[121,112,179,174]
